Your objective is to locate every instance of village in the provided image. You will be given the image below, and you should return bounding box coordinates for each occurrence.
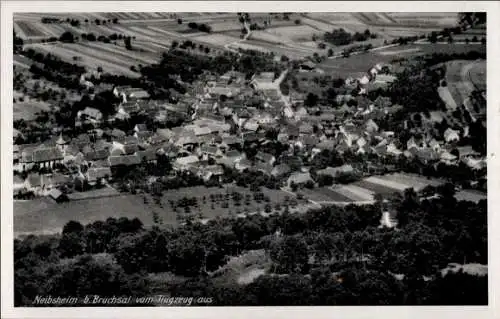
[13,55,486,230]
[9,10,490,308]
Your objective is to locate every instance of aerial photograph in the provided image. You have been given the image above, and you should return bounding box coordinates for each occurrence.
[12,12,486,306]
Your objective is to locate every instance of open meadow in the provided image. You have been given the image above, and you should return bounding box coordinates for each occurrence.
[14,185,298,237]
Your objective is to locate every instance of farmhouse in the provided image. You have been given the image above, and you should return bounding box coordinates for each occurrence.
[287,172,313,188]
[299,61,316,71]
[250,72,276,91]
[28,147,64,168]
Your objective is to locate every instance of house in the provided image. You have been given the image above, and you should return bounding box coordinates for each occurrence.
[428,138,441,152]
[13,175,26,194]
[440,151,458,164]
[134,124,148,133]
[365,119,379,133]
[271,163,291,179]
[136,149,158,164]
[241,119,258,132]
[199,145,221,160]
[250,72,276,91]
[241,131,258,144]
[156,128,175,141]
[31,147,64,168]
[221,136,241,150]
[416,148,438,164]
[134,130,154,141]
[287,172,313,188]
[235,158,252,172]
[173,155,200,171]
[281,125,300,140]
[456,146,479,159]
[300,60,316,71]
[174,131,198,149]
[299,122,314,135]
[112,136,139,155]
[255,151,276,166]
[116,101,140,118]
[110,128,126,139]
[254,162,274,176]
[406,137,419,150]
[25,173,70,192]
[77,107,103,123]
[84,148,110,162]
[217,150,244,168]
[86,167,112,185]
[199,165,225,182]
[298,135,320,151]
[444,128,460,143]
[386,142,403,157]
[49,189,68,203]
[314,140,336,152]
[108,154,141,167]
[316,165,354,178]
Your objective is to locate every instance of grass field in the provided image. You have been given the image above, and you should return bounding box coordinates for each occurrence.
[14,185,295,236]
[440,59,486,108]
[13,99,51,121]
[28,43,142,77]
[318,43,486,78]
[314,172,446,203]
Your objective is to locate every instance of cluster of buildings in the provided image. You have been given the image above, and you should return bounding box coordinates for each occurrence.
[13,68,485,201]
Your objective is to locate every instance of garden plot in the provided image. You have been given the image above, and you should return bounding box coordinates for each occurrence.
[265,25,318,42]
[31,43,139,77]
[191,33,240,46]
[353,180,400,195]
[455,190,487,203]
[438,86,458,110]
[364,176,412,192]
[15,21,46,38]
[331,185,369,202]
[442,60,486,108]
[382,173,430,191]
[79,42,160,65]
[313,187,354,202]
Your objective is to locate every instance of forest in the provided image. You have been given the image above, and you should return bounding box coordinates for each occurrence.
[15,187,487,306]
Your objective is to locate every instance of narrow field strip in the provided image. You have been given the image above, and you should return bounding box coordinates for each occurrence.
[364,176,413,191]
[342,185,375,201]
[332,186,368,202]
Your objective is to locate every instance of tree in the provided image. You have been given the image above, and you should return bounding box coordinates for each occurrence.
[428,31,438,43]
[124,37,132,50]
[59,31,75,43]
[62,221,84,235]
[327,48,334,57]
[304,92,319,107]
[177,18,183,24]
[58,233,86,258]
[294,19,301,25]
[270,235,309,274]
